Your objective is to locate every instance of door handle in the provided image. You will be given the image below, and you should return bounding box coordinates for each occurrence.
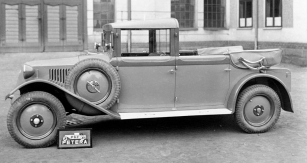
[224,68,231,72]
[169,69,175,74]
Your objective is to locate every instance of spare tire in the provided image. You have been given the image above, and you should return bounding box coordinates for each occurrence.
[65,58,120,109]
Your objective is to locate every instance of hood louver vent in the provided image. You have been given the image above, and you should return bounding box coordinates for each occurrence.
[49,69,70,86]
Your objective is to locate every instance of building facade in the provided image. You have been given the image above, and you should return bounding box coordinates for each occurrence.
[1,0,306,65]
[0,0,87,52]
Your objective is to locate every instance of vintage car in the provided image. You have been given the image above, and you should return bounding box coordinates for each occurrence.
[5,19,293,148]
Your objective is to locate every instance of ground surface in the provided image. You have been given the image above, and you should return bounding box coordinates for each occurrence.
[0,52,307,163]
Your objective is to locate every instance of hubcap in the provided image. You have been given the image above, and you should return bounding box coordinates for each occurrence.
[75,69,111,103]
[18,104,55,140]
[253,105,264,116]
[86,80,101,93]
[30,114,44,128]
[244,96,273,127]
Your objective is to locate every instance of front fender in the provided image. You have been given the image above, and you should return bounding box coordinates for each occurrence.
[227,73,293,113]
[5,79,120,119]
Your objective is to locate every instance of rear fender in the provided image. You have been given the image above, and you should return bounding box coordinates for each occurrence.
[227,74,293,113]
[5,79,120,119]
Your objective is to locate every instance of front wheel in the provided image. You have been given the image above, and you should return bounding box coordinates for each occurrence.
[235,85,281,133]
[7,91,66,148]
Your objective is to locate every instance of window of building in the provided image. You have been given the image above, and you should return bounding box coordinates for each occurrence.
[239,0,252,28]
[204,0,225,28]
[265,0,282,27]
[93,0,115,30]
[171,0,195,28]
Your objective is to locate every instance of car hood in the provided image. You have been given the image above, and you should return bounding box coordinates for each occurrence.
[25,53,111,67]
[15,53,113,87]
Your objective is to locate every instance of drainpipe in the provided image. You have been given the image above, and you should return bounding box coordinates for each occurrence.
[127,0,132,52]
[254,0,258,50]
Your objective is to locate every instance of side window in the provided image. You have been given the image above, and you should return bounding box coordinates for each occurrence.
[93,0,115,30]
[239,0,253,28]
[265,0,282,27]
[121,29,170,57]
[149,30,170,55]
[204,0,226,28]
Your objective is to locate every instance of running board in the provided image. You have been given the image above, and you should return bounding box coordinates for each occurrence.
[119,109,232,120]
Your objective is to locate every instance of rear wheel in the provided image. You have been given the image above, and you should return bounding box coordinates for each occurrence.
[7,91,66,148]
[235,85,281,133]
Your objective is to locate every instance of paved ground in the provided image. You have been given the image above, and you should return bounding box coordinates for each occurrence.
[0,52,307,163]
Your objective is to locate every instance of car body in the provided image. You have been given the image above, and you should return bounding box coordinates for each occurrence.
[6,19,293,148]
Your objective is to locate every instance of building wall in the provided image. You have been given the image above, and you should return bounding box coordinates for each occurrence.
[87,0,172,51]
[86,0,307,66]
[130,0,170,20]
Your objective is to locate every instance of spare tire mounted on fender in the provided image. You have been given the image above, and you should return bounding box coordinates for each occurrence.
[65,58,120,109]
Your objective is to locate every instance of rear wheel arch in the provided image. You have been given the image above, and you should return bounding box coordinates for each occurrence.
[229,76,293,113]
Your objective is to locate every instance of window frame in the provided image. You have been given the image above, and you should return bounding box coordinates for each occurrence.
[171,0,196,29]
[93,0,115,31]
[120,29,171,57]
[265,0,282,27]
[203,0,226,29]
[238,0,253,28]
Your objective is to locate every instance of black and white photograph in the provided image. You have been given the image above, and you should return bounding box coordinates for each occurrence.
[0,0,306,162]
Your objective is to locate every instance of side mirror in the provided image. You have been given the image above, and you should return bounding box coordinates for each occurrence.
[94,42,101,51]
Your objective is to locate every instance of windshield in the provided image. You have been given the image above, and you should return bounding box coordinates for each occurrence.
[101,31,113,54]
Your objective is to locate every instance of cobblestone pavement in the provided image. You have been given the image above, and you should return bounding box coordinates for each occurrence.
[0,52,307,163]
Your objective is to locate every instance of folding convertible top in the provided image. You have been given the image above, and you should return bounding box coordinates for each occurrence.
[197,46,282,70]
[230,49,282,70]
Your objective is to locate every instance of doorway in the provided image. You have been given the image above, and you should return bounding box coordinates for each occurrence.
[0,0,85,52]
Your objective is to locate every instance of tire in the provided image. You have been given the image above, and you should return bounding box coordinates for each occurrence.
[65,58,120,109]
[235,84,281,133]
[7,91,66,148]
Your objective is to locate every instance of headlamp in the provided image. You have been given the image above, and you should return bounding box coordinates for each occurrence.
[23,64,35,79]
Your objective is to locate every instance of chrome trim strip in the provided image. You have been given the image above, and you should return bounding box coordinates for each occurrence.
[119,109,232,120]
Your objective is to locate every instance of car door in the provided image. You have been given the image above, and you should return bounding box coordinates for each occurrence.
[175,55,230,109]
[117,56,176,112]
[114,28,176,113]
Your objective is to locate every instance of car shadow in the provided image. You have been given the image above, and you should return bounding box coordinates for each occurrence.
[68,114,243,143]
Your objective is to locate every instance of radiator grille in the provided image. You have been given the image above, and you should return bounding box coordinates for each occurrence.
[49,69,70,85]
